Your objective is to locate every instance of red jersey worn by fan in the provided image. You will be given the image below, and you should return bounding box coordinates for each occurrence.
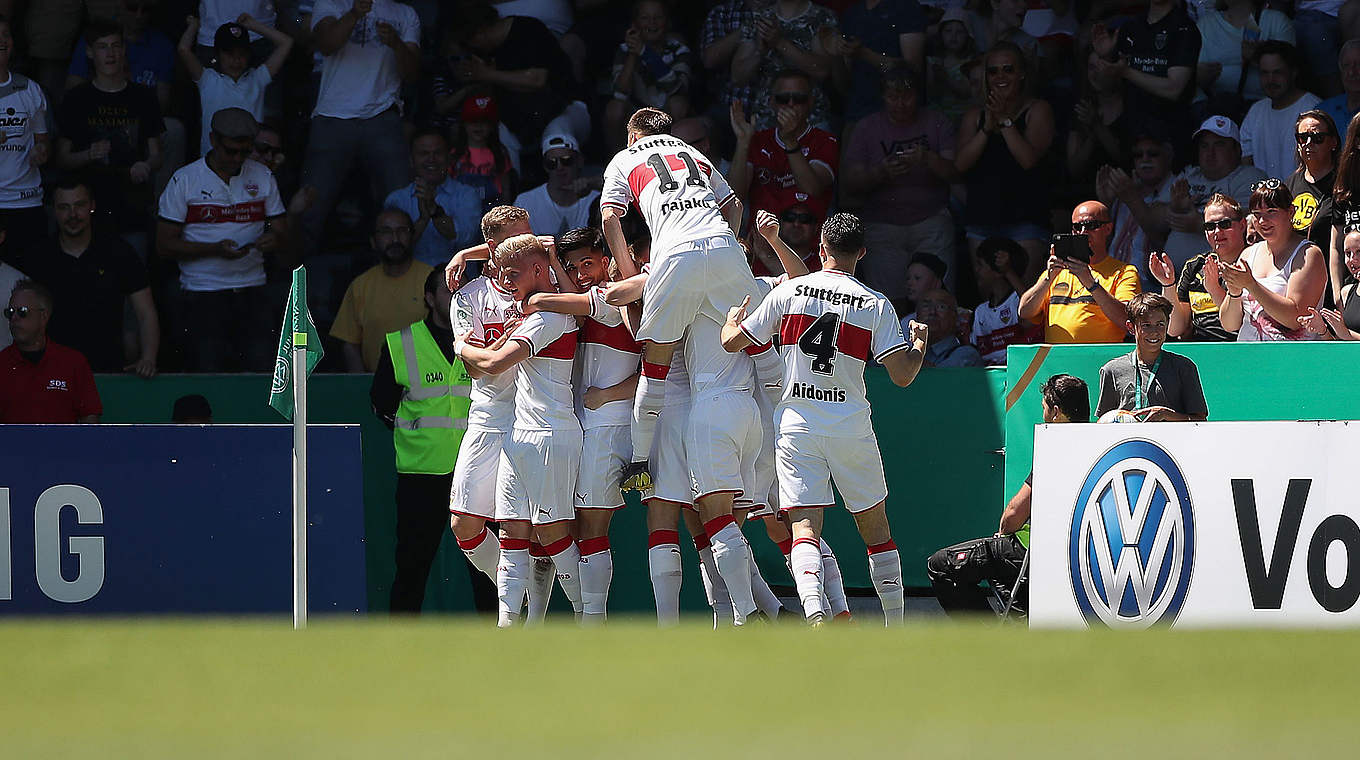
[745,126,839,220]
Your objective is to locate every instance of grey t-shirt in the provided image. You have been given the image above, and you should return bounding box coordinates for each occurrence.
[1096,350,1208,418]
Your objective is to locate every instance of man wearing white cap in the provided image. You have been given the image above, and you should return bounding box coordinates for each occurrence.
[511,134,600,237]
[1157,115,1266,273]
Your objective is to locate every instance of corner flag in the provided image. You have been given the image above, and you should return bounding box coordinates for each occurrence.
[269,266,324,420]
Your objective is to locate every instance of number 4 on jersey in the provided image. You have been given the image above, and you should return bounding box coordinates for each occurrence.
[798,313,840,376]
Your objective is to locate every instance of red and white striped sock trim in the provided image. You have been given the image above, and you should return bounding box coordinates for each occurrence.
[501,537,531,551]
[541,535,575,557]
[578,536,610,557]
[649,530,680,548]
[641,360,671,380]
[703,514,736,538]
[867,540,898,555]
[692,534,711,552]
[456,527,490,551]
[792,536,820,551]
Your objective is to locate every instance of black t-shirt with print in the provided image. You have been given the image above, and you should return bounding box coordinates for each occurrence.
[1176,251,1237,341]
[1288,168,1334,252]
[57,82,165,230]
[1117,6,1201,140]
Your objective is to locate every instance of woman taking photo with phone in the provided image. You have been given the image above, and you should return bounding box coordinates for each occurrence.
[1218,179,1327,340]
[956,41,1055,282]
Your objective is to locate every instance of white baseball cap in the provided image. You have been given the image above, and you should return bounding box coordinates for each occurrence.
[541,133,579,155]
[1192,115,1241,146]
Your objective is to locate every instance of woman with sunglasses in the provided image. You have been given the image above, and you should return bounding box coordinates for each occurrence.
[956,41,1055,283]
[1285,109,1339,258]
[1218,179,1327,340]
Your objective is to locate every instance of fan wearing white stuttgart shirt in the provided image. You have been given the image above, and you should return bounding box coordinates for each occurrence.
[721,212,928,626]
[0,17,51,256]
[600,107,755,494]
[516,227,641,623]
[446,206,536,593]
[456,234,584,627]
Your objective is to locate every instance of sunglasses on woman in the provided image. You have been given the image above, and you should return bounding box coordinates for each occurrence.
[1296,131,1332,146]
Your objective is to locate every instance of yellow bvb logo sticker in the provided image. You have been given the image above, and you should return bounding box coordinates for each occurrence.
[1293,192,1319,233]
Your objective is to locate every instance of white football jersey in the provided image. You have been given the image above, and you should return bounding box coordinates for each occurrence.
[0,74,48,209]
[739,269,906,438]
[454,276,518,432]
[577,285,642,429]
[508,311,581,432]
[969,291,1023,365]
[600,134,736,259]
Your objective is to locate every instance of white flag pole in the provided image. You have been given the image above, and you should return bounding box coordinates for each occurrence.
[292,337,308,630]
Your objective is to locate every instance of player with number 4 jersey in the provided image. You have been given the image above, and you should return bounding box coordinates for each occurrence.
[721,213,929,627]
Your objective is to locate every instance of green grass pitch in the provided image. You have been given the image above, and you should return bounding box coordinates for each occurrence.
[2,618,1355,758]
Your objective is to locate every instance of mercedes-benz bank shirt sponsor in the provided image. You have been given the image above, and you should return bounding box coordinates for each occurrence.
[157,157,285,291]
[0,74,49,209]
[1031,422,1360,628]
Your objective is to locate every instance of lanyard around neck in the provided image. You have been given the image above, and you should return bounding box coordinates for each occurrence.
[1132,352,1162,411]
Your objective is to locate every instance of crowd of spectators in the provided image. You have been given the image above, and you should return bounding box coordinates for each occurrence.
[2,0,1360,404]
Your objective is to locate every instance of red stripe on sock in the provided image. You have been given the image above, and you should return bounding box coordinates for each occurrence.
[692,534,710,552]
[456,528,489,551]
[649,530,680,548]
[792,536,820,550]
[703,514,736,538]
[501,538,530,551]
[578,536,610,556]
[542,536,575,556]
[641,360,671,380]
[777,539,793,556]
[528,541,548,558]
[867,540,898,555]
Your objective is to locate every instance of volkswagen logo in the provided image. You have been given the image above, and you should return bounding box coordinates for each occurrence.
[1068,439,1195,628]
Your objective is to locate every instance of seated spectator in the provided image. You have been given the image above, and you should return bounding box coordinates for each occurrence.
[1287,110,1340,255]
[1301,226,1360,339]
[12,177,158,376]
[1019,200,1142,343]
[157,108,287,371]
[454,4,587,159]
[56,19,166,252]
[331,209,434,372]
[842,66,956,302]
[177,15,292,156]
[1318,42,1360,142]
[830,0,927,124]
[384,129,484,268]
[730,70,838,225]
[926,373,1090,618]
[1241,42,1321,182]
[604,0,693,147]
[1159,116,1265,271]
[1219,179,1327,340]
[301,0,421,258]
[450,95,517,207]
[750,203,819,276]
[1150,192,1245,341]
[926,8,979,125]
[512,134,599,238]
[1067,49,1128,196]
[1094,0,1200,148]
[1194,0,1294,107]
[956,42,1055,282]
[1098,132,1175,287]
[731,0,838,131]
[0,16,52,257]
[917,288,982,367]
[969,236,1031,365]
[0,280,101,423]
[1096,292,1209,422]
[171,393,213,423]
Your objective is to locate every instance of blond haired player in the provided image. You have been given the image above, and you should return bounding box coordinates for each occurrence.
[456,234,583,626]
[721,212,928,626]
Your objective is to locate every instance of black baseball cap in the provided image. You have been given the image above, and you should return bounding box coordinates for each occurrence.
[214,22,251,54]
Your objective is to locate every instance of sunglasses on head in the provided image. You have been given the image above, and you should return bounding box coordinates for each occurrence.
[4,306,42,320]
[1296,131,1332,146]
[1250,178,1284,192]
[773,92,810,105]
[987,63,1016,75]
[1071,219,1109,233]
[1202,218,1239,232]
[543,154,577,170]
[782,212,815,224]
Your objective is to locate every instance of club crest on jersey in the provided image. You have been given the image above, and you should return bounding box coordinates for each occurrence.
[245,183,259,197]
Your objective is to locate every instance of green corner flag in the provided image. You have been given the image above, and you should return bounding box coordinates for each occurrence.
[269,266,324,420]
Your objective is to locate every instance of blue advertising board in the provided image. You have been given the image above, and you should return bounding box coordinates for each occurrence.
[0,425,365,615]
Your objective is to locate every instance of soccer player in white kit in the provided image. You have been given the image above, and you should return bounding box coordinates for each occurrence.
[447,206,536,588]
[722,213,929,626]
[455,234,584,626]
[517,227,641,622]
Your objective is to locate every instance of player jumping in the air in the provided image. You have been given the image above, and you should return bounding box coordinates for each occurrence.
[721,213,928,626]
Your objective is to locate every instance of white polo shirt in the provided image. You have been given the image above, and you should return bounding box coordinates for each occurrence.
[158,156,285,292]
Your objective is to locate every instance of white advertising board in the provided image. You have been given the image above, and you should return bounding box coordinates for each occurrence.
[1031,421,1360,628]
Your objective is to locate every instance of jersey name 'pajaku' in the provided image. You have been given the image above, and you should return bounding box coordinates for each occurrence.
[600,134,736,258]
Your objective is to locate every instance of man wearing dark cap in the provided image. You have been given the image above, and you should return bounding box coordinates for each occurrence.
[156,107,289,371]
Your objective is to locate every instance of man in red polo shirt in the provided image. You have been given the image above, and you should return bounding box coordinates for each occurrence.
[729,69,838,223]
[0,280,102,423]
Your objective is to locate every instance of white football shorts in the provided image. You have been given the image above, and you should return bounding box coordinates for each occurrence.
[647,402,693,508]
[775,429,889,513]
[575,424,630,510]
[449,427,506,520]
[687,393,761,503]
[496,427,583,525]
[637,236,758,344]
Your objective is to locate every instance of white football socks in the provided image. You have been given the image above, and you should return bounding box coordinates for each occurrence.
[496,539,530,628]
[525,543,554,624]
[706,516,757,625]
[790,537,827,620]
[457,527,500,582]
[631,361,669,461]
[545,536,583,615]
[867,541,905,626]
[648,530,683,625]
[820,538,850,618]
[696,536,732,628]
[578,536,612,623]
